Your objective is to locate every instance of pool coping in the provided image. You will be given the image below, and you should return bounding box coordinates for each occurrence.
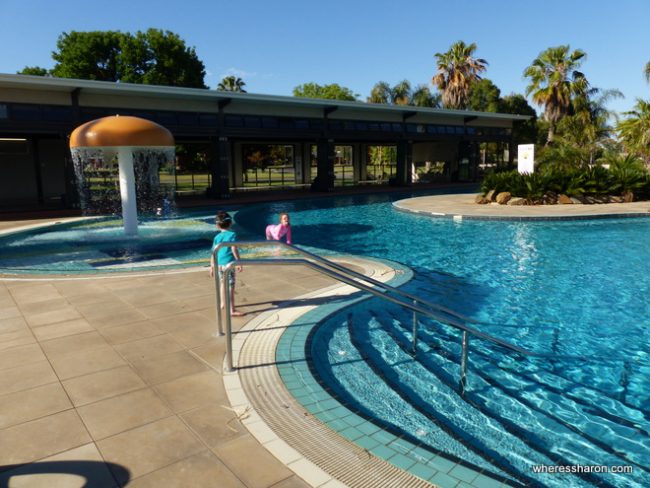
[223,255,511,488]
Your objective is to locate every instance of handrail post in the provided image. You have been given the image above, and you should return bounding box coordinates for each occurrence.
[224,264,234,372]
[460,331,469,393]
[411,299,417,354]
[213,248,224,336]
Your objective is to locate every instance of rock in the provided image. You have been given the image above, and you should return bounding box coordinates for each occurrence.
[609,195,623,203]
[507,197,527,205]
[622,191,634,203]
[570,197,583,204]
[495,192,511,205]
[558,194,573,204]
[485,189,497,201]
[475,195,489,204]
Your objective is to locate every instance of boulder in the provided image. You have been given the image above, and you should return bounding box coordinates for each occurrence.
[622,191,634,203]
[495,192,511,205]
[507,197,527,206]
[609,195,623,203]
[485,189,497,201]
[475,195,489,204]
[558,194,573,204]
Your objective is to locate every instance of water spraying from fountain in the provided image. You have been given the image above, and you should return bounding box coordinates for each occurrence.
[70,115,175,236]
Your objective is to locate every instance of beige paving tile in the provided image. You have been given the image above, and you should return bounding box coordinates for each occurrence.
[48,345,126,380]
[0,327,35,352]
[31,318,95,341]
[0,442,117,488]
[99,320,163,345]
[189,342,225,371]
[0,360,58,395]
[129,350,209,385]
[0,383,72,429]
[76,388,172,440]
[150,311,213,333]
[113,334,184,362]
[116,289,177,308]
[97,416,204,484]
[0,315,28,333]
[154,370,226,413]
[40,330,108,357]
[62,366,146,406]
[0,410,91,466]
[138,300,195,319]
[75,299,131,319]
[25,307,84,328]
[181,404,246,448]
[0,304,22,321]
[0,343,47,371]
[270,476,313,488]
[175,295,215,313]
[86,308,149,329]
[126,450,245,488]
[21,297,74,317]
[167,322,219,349]
[213,435,294,488]
[10,284,63,305]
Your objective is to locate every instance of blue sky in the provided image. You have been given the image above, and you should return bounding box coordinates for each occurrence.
[1,0,648,114]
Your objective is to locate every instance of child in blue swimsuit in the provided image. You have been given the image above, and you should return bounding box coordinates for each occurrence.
[210,211,244,316]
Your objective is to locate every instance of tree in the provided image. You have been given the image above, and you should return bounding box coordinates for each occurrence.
[499,94,538,145]
[391,80,412,105]
[617,98,650,164]
[292,83,358,101]
[523,45,588,145]
[18,66,51,76]
[367,81,392,104]
[217,76,247,92]
[47,29,206,88]
[645,61,650,83]
[467,78,501,112]
[432,41,488,109]
[119,29,206,88]
[411,85,440,108]
[367,80,440,107]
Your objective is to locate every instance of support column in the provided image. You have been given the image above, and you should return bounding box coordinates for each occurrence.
[214,136,231,199]
[117,147,138,236]
[394,139,413,186]
[311,138,335,192]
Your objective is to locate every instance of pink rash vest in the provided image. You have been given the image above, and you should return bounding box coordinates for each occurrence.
[265,223,292,244]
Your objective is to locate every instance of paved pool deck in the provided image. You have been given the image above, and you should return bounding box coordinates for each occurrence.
[394,193,650,219]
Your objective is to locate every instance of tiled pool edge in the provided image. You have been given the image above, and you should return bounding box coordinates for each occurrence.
[223,255,510,488]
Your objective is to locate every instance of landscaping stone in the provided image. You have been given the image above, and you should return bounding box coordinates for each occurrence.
[475,195,489,204]
[623,191,634,203]
[485,190,497,201]
[507,197,527,205]
[558,194,573,204]
[495,192,511,205]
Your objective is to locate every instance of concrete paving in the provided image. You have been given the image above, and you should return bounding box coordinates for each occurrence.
[0,245,344,487]
[394,193,650,219]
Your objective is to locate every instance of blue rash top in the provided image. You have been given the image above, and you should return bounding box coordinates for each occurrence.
[212,230,237,266]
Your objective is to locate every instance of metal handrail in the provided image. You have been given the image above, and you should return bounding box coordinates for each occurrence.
[211,241,538,389]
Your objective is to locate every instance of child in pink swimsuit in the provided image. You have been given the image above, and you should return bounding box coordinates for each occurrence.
[265,213,292,244]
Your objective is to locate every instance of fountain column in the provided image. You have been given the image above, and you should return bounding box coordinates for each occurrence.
[117,147,138,236]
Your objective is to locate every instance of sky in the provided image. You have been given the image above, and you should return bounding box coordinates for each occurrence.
[1,0,649,115]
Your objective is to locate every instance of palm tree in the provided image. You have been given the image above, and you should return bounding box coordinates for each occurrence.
[367,81,392,104]
[432,41,487,110]
[217,76,247,92]
[523,45,588,145]
[617,98,650,164]
[645,61,650,83]
[411,85,440,108]
[391,80,412,105]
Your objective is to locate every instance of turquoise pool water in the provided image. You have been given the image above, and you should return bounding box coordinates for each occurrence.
[236,194,649,488]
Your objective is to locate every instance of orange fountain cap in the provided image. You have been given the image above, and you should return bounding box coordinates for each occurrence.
[69,115,174,148]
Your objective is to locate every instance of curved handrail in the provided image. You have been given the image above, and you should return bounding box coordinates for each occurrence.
[211,241,542,389]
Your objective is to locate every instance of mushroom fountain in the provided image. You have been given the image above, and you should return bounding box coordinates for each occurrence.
[70,115,175,236]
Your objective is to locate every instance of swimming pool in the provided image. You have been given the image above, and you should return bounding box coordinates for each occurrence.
[1,191,648,486]
[235,194,649,488]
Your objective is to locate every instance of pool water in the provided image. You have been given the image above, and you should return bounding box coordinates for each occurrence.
[236,194,650,487]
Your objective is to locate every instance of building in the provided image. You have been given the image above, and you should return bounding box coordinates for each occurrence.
[0,73,529,209]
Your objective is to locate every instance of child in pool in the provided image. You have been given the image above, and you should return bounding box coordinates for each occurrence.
[265,212,292,245]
